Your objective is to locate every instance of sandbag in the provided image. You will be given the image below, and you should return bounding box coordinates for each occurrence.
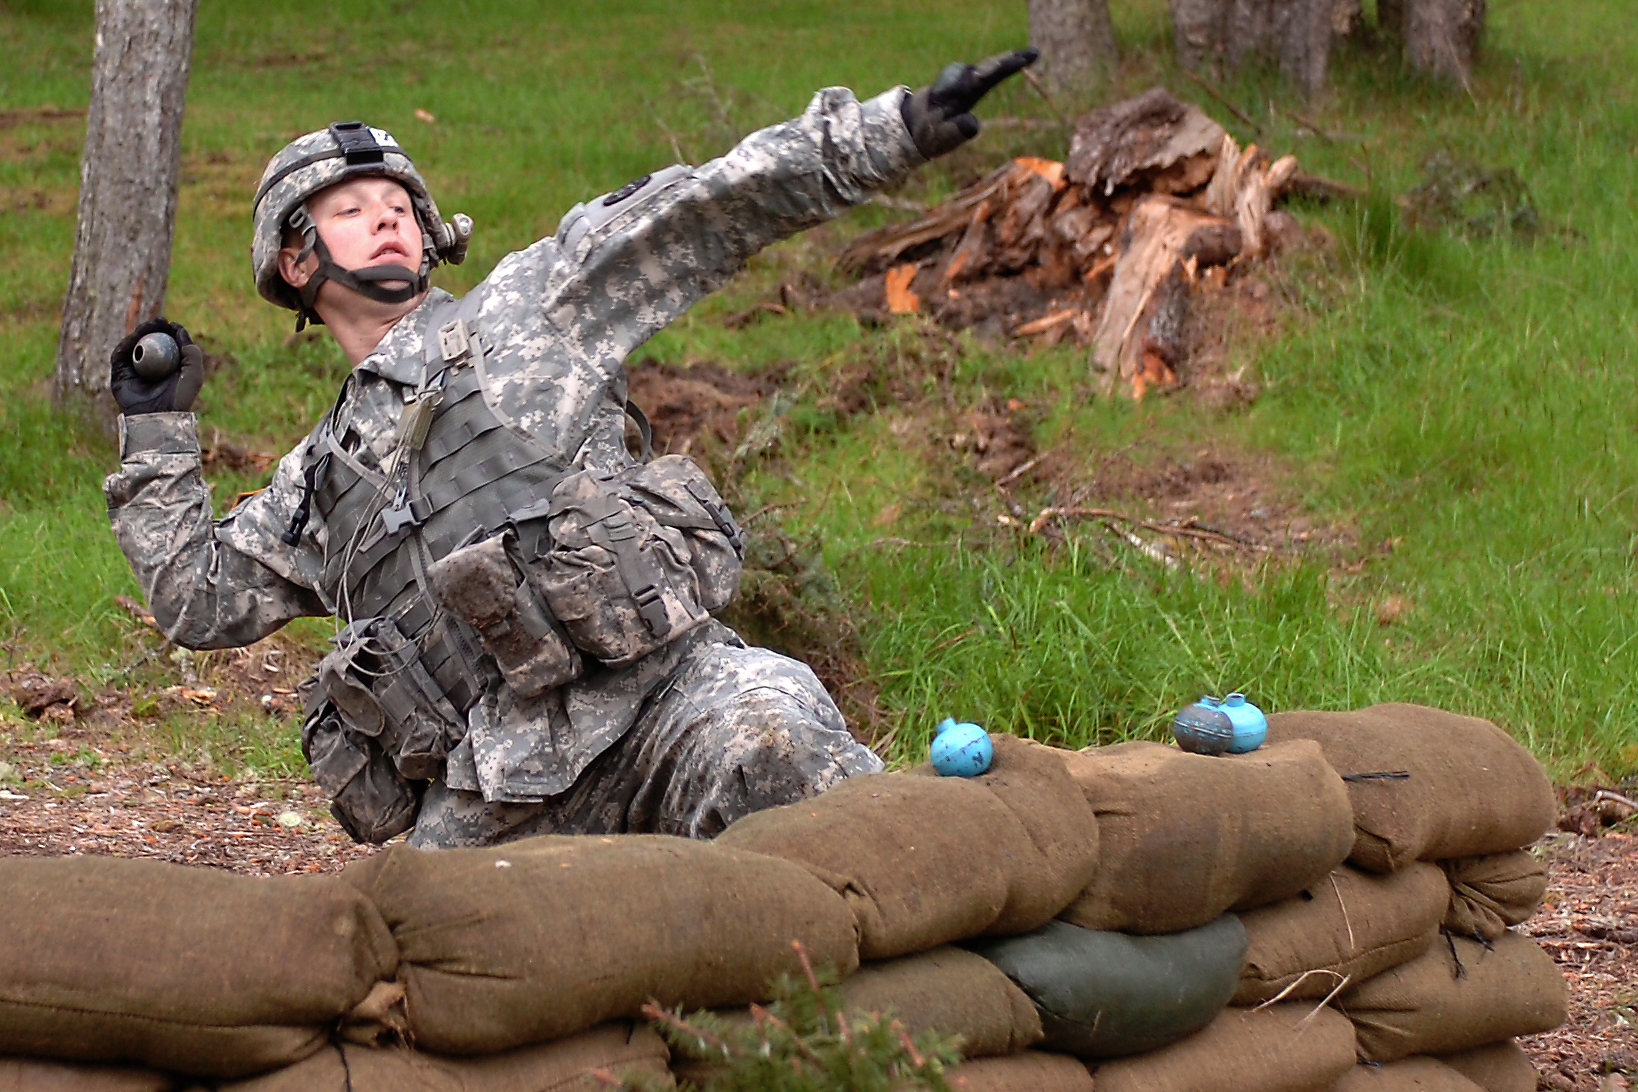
[1264,705,1555,873]
[834,947,1043,1057]
[1442,853,1548,942]
[1057,740,1354,933]
[1341,932,1566,1062]
[0,1058,176,1092]
[217,1022,672,1092]
[1331,1056,1487,1091]
[1091,1003,1357,1092]
[717,735,1100,959]
[342,834,858,1055]
[967,916,1245,1059]
[1235,863,1448,1005]
[947,1052,1096,1092]
[0,857,397,1078]
[1436,1040,1538,1092]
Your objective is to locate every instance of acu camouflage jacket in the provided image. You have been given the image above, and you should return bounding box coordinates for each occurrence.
[105,86,923,804]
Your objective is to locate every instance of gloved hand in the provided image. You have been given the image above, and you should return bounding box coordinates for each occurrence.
[901,48,1040,160]
[109,318,205,415]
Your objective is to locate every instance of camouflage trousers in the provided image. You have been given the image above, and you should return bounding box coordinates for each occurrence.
[406,637,882,848]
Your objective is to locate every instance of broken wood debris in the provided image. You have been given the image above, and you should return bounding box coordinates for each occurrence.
[835,88,1351,398]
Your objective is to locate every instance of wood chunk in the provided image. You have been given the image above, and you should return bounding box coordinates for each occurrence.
[1065,87,1227,196]
[1091,196,1240,397]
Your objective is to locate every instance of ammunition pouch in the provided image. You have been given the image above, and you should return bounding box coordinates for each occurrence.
[428,534,583,698]
[300,616,467,843]
[536,455,744,667]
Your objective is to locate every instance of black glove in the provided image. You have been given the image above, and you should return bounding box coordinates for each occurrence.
[901,47,1040,160]
[110,318,205,415]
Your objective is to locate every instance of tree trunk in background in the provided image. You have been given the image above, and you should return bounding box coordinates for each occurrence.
[1028,0,1119,95]
[55,0,198,419]
[1169,0,1336,96]
[1402,0,1485,84]
[1378,0,1405,40]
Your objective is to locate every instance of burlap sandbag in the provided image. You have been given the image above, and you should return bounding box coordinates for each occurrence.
[217,1022,672,1092]
[835,947,1043,1057]
[1341,932,1567,1062]
[0,857,397,1078]
[1436,1040,1538,1092]
[343,834,858,1054]
[947,1052,1096,1092]
[0,1058,175,1092]
[1264,705,1555,873]
[717,735,1099,959]
[1331,1056,1487,1091]
[1091,1003,1357,1092]
[1235,863,1448,1005]
[1442,853,1548,942]
[1057,740,1354,933]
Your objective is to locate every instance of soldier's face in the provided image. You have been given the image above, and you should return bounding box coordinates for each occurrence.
[304,178,423,285]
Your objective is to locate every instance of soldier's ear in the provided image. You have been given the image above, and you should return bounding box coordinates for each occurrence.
[278,245,314,289]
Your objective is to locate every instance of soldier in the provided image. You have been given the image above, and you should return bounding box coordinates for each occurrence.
[104,51,1037,848]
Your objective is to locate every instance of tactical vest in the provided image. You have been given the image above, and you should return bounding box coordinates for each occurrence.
[309,295,572,713]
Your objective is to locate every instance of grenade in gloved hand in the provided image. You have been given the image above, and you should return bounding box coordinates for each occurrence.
[901,47,1039,160]
[110,318,205,415]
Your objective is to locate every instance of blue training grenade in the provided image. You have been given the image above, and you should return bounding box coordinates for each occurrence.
[1172,693,1267,756]
[931,717,994,776]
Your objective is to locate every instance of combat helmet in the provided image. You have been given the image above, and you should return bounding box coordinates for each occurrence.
[251,121,472,328]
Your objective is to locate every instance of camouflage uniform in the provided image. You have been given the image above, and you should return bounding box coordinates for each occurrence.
[105,86,922,846]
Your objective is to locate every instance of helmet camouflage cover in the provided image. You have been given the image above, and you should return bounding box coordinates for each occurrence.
[251,121,471,320]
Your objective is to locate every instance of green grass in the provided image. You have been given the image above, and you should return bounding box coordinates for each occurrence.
[2,0,1636,777]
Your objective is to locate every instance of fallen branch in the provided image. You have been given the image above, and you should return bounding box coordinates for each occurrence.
[1179,69,1261,134]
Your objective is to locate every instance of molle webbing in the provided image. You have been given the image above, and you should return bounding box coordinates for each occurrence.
[311,307,569,717]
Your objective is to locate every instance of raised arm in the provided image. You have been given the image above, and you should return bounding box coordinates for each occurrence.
[104,322,330,650]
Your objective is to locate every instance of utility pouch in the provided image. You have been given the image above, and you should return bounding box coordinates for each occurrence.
[428,534,583,697]
[301,616,466,842]
[537,455,741,667]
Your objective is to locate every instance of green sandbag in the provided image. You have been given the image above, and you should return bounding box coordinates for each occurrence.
[1331,1056,1487,1091]
[946,1052,1095,1092]
[967,917,1246,1059]
[0,1058,176,1092]
[342,834,859,1055]
[835,947,1043,1057]
[1235,863,1448,1005]
[0,857,397,1079]
[215,1022,672,1092]
[1058,740,1354,934]
[1264,705,1555,873]
[1341,933,1566,1063]
[1436,1040,1538,1092]
[1442,853,1548,942]
[718,735,1100,959]
[1091,1003,1358,1092]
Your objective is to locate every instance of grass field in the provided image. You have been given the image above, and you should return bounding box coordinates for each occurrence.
[2,0,1635,778]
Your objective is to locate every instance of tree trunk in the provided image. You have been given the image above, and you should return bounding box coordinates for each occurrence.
[1170,0,1335,96]
[55,0,198,418]
[1402,0,1485,83]
[1028,0,1119,95]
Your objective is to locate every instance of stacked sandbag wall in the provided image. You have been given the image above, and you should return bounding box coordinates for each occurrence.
[0,704,1565,1092]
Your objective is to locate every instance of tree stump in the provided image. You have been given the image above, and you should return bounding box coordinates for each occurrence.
[55,0,199,418]
[1403,0,1486,85]
[1168,0,1339,97]
[1028,0,1119,94]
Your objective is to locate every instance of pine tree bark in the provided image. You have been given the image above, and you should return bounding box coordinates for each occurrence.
[55,0,198,417]
[1170,0,1336,96]
[1402,0,1485,83]
[1028,0,1119,95]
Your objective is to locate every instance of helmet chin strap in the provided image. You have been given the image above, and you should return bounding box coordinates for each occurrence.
[289,206,430,330]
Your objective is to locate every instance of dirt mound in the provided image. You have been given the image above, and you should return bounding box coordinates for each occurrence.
[625,357,788,455]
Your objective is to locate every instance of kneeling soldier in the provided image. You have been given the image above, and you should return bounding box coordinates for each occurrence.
[104,51,1036,847]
